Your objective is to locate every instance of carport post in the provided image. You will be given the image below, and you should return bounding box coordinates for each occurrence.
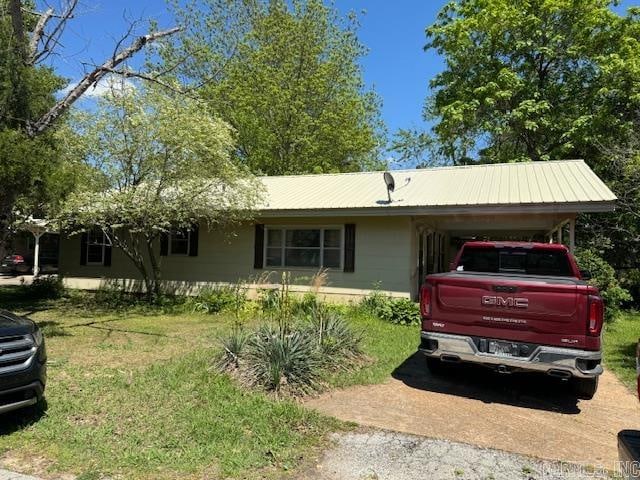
[32,232,43,278]
[569,219,575,253]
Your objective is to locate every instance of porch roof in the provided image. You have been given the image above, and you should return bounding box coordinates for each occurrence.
[258,159,616,217]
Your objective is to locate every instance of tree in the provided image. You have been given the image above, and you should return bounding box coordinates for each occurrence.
[165,0,384,175]
[400,0,640,292]
[408,0,640,168]
[62,83,262,299]
[0,0,180,258]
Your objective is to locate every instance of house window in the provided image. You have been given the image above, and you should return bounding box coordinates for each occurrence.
[169,230,190,256]
[265,227,342,268]
[86,228,107,265]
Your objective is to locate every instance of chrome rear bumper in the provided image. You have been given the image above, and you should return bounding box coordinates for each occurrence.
[420,331,602,379]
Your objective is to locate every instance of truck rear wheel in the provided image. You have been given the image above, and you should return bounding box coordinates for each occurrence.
[571,376,598,400]
[426,357,444,375]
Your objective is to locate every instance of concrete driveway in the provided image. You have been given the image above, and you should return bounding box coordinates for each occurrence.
[307,352,640,470]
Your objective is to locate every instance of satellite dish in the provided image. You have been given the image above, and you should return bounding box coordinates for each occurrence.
[383,171,395,203]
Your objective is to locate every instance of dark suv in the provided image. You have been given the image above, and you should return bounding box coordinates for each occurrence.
[0,311,46,414]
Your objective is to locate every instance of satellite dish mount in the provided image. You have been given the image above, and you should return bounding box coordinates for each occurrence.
[383,171,395,203]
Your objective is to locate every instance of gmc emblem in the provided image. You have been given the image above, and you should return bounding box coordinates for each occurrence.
[481,296,529,308]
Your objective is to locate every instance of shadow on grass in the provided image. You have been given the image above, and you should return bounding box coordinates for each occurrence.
[0,286,56,315]
[392,351,581,414]
[0,399,48,436]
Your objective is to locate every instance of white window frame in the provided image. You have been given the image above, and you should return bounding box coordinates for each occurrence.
[264,226,343,270]
[169,230,191,256]
[86,228,107,266]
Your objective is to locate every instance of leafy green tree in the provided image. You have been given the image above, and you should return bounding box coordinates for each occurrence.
[0,0,179,257]
[166,0,384,175]
[62,84,262,299]
[398,0,640,292]
[405,0,640,168]
[0,0,65,256]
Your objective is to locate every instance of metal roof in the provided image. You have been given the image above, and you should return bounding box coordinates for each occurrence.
[258,159,616,216]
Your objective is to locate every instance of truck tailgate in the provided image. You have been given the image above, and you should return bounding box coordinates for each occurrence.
[426,272,589,349]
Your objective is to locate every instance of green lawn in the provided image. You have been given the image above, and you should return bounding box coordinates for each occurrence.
[603,311,640,389]
[0,287,417,480]
[10,285,638,479]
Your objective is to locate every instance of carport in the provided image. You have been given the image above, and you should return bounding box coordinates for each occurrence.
[409,160,616,297]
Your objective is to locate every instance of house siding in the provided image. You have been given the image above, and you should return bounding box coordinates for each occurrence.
[58,216,414,299]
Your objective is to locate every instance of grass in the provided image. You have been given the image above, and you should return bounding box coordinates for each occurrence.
[0,287,418,479]
[327,309,417,388]
[603,311,640,389]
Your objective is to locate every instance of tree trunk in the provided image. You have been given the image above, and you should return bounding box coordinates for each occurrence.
[146,237,162,300]
[111,232,154,302]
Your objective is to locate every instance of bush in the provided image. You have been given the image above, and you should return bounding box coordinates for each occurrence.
[257,288,281,313]
[218,327,249,370]
[361,293,421,326]
[67,285,187,313]
[244,324,322,395]
[25,276,65,300]
[190,286,243,314]
[575,248,632,321]
[217,304,363,395]
[304,305,362,365]
[292,292,320,316]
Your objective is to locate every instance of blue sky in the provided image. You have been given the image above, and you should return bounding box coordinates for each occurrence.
[52,1,635,138]
[51,1,443,135]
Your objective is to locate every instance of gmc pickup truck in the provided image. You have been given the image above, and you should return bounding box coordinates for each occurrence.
[419,241,603,399]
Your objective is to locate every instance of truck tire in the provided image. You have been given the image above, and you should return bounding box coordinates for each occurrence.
[426,357,444,375]
[571,376,598,400]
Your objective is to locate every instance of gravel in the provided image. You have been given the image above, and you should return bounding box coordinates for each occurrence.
[313,431,614,480]
[0,470,40,480]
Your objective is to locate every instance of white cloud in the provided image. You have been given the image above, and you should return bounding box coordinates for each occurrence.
[58,75,136,99]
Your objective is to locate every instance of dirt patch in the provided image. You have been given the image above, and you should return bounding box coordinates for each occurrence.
[307,352,640,468]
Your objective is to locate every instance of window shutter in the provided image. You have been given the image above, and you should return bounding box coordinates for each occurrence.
[254,224,265,269]
[80,232,87,266]
[160,233,169,256]
[189,225,199,257]
[344,224,356,272]
[104,244,112,267]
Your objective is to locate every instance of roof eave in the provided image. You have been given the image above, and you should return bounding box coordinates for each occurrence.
[257,200,617,218]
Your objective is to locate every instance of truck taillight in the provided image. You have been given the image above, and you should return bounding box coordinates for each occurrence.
[420,284,432,318]
[588,295,604,336]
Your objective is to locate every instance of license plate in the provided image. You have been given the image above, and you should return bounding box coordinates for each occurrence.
[488,340,517,357]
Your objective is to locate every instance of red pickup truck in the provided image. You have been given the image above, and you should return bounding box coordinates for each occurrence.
[419,241,604,399]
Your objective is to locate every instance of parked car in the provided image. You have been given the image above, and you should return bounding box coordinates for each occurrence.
[419,241,603,399]
[0,311,46,414]
[0,254,58,275]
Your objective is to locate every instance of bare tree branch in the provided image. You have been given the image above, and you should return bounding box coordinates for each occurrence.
[101,67,189,95]
[29,7,54,61]
[27,26,182,137]
[30,0,78,65]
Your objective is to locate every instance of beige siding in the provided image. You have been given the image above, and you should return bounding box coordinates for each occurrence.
[59,216,414,297]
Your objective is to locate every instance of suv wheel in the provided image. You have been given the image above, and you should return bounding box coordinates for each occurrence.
[426,357,444,375]
[571,376,598,400]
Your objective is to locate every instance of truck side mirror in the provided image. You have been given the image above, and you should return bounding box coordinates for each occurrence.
[580,269,592,280]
